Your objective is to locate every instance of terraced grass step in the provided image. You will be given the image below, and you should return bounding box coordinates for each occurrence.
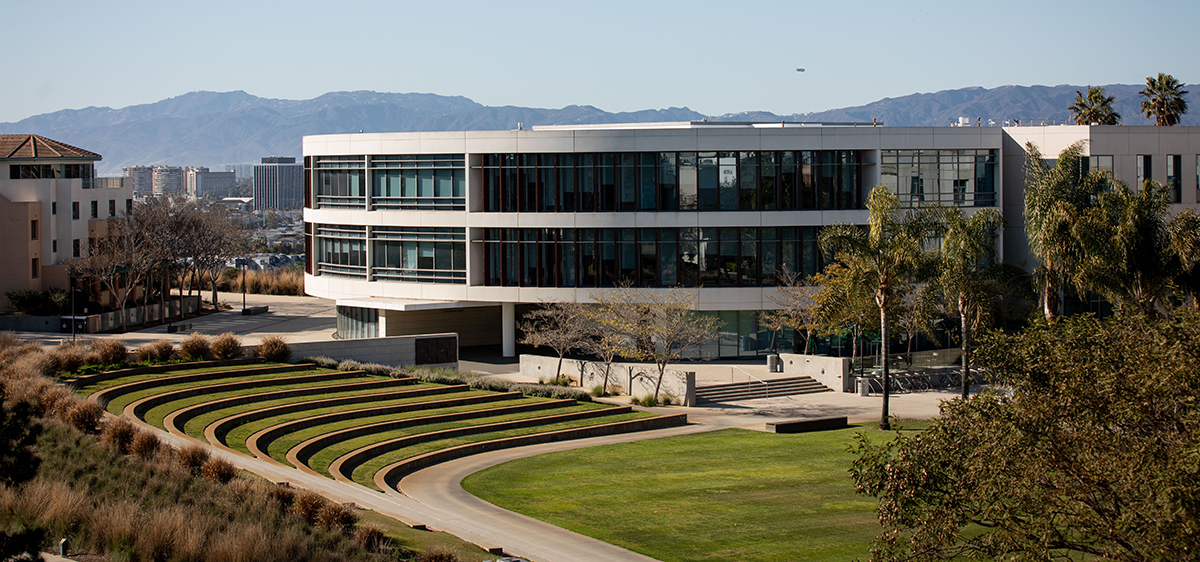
[221,386,489,454]
[125,370,366,424]
[327,404,633,483]
[285,397,572,470]
[90,364,318,411]
[159,374,416,434]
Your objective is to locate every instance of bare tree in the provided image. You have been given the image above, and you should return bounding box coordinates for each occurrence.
[591,285,720,401]
[192,205,248,309]
[759,268,819,354]
[69,218,148,332]
[519,300,593,384]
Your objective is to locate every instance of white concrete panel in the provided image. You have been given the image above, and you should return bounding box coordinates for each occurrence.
[572,213,636,228]
[462,131,519,153]
[633,130,699,152]
[572,131,639,152]
[513,131,576,153]
[696,130,760,151]
[465,213,520,228]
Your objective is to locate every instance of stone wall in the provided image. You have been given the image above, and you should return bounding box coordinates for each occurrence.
[779,353,852,392]
[520,354,692,402]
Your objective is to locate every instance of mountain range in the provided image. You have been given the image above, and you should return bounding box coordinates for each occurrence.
[3,84,1197,176]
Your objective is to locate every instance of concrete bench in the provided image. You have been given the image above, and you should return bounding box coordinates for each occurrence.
[766,416,847,434]
[242,305,269,316]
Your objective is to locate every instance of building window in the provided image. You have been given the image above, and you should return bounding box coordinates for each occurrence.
[108,199,116,217]
[1137,155,1152,188]
[312,156,366,209]
[52,240,57,253]
[313,224,367,278]
[1167,155,1182,203]
[31,258,38,279]
[51,202,56,215]
[881,150,996,207]
[90,201,98,219]
[126,199,133,214]
[369,155,466,211]
[336,306,378,339]
[1082,155,1114,175]
[72,202,79,220]
[73,239,80,258]
[370,227,466,284]
[30,220,38,240]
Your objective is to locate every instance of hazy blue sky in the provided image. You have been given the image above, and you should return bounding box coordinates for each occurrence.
[1,0,1197,122]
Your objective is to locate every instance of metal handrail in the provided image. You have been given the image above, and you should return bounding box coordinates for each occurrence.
[732,366,770,399]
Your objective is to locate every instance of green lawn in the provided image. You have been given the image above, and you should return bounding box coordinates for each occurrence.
[462,426,897,562]
[74,363,281,395]
[99,368,336,414]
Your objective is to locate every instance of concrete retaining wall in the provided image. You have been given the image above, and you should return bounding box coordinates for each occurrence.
[779,353,852,392]
[289,333,458,370]
[0,296,201,334]
[520,354,691,402]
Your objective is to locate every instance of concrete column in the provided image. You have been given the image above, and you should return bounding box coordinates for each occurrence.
[502,302,516,357]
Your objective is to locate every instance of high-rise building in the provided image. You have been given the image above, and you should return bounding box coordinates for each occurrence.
[253,156,303,210]
[1,134,133,310]
[188,168,236,199]
[152,166,183,196]
[123,165,154,197]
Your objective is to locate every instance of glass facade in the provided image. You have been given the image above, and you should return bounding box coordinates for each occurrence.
[1167,154,1181,203]
[337,306,378,339]
[879,150,997,207]
[370,155,465,210]
[480,151,864,212]
[483,226,822,288]
[313,224,466,284]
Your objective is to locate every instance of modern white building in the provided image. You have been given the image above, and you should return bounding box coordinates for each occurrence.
[301,123,1200,356]
[152,166,183,196]
[123,165,154,197]
[1,134,133,309]
[253,156,303,210]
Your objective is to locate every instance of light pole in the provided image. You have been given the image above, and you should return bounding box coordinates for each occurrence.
[241,258,247,313]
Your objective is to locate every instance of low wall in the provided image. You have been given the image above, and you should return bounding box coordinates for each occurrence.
[520,354,691,402]
[289,333,458,370]
[0,296,202,334]
[780,353,852,392]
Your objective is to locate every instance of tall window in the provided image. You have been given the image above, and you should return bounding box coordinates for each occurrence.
[108,200,116,217]
[90,201,98,219]
[73,239,80,258]
[31,258,38,279]
[1137,154,1152,188]
[30,220,38,240]
[1167,155,1182,203]
[72,202,79,220]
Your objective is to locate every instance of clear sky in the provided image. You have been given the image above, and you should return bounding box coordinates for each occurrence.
[1,0,1197,123]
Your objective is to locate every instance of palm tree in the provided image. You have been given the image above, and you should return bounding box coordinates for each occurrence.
[1068,85,1121,125]
[821,185,941,430]
[936,206,1005,398]
[1169,209,1200,309]
[1022,141,1108,320]
[1139,73,1189,126]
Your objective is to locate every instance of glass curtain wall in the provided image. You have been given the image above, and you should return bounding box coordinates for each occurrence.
[370,155,465,210]
[879,150,997,207]
[480,150,864,212]
[483,227,822,288]
[314,224,466,284]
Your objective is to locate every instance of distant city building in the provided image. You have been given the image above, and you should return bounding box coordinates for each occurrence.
[152,166,183,196]
[189,169,236,199]
[253,156,303,210]
[183,166,208,198]
[1,134,133,310]
[224,163,255,180]
[123,165,154,197]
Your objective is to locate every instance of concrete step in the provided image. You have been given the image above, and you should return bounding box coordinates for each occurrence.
[694,376,831,404]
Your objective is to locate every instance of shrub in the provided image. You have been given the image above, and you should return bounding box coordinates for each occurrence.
[359,363,394,376]
[138,340,176,363]
[102,417,137,454]
[255,335,290,362]
[90,338,128,366]
[265,484,296,511]
[337,359,363,372]
[64,400,104,433]
[177,444,210,472]
[291,491,326,525]
[210,332,243,360]
[0,331,23,351]
[51,342,89,376]
[315,502,358,535]
[200,457,237,484]
[354,525,387,552]
[304,355,340,369]
[130,431,162,461]
[420,546,463,562]
[591,385,607,397]
[179,333,212,361]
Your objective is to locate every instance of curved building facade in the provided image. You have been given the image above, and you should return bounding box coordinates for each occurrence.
[302,122,1198,356]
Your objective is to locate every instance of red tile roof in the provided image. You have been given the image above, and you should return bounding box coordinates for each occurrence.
[0,134,101,160]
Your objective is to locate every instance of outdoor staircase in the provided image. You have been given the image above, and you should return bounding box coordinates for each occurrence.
[694,376,831,404]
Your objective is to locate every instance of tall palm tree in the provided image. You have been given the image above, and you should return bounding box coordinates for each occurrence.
[936,206,1005,398]
[1068,85,1121,125]
[1022,141,1108,320]
[821,185,941,430]
[1139,73,1189,126]
[1169,209,1200,309]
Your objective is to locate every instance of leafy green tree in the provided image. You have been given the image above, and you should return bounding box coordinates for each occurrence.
[850,311,1200,561]
[935,206,1005,398]
[1170,209,1200,309]
[1068,85,1121,125]
[1139,72,1189,126]
[820,186,942,430]
[812,259,879,370]
[1022,141,1108,320]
